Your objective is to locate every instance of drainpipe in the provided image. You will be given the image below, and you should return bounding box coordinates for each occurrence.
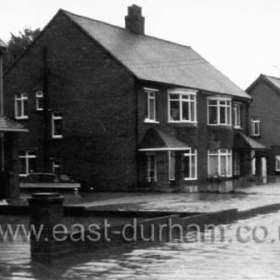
[0,42,7,172]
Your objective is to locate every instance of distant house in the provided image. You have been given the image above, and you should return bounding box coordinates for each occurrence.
[247,74,280,176]
[4,5,263,191]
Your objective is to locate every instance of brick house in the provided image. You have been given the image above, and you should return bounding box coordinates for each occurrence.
[4,5,264,191]
[247,74,280,176]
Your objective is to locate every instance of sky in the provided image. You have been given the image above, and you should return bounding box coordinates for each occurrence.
[1,0,280,89]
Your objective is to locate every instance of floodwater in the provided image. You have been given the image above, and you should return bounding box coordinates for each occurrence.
[1,211,280,279]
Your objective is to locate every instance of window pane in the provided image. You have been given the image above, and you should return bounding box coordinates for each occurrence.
[170,101,180,121]
[220,155,227,176]
[16,100,22,117]
[29,158,36,174]
[149,98,155,120]
[184,156,190,178]
[209,106,217,124]
[209,155,218,176]
[191,155,196,178]
[220,107,226,124]
[169,151,175,180]
[54,119,63,136]
[190,101,195,121]
[170,94,179,100]
[182,101,189,121]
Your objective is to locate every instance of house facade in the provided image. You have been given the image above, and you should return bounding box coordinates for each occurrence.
[4,6,262,191]
[247,74,280,176]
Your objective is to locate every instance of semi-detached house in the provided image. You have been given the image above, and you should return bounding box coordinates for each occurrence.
[4,5,265,191]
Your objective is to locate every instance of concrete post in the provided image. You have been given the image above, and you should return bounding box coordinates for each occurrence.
[28,193,64,259]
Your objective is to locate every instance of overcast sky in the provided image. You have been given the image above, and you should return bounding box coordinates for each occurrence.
[1,0,280,89]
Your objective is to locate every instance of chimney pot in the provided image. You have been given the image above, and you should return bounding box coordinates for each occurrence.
[125,5,145,35]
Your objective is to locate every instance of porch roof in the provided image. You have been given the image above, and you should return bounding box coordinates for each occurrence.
[0,116,29,132]
[234,133,266,150]
[139,128,189,151]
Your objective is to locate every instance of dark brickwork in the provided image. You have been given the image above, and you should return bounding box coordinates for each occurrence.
[137,81,249,188]
[248,79,280,176]
[4,12,137,190]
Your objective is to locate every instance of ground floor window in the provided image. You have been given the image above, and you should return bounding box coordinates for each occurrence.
[183,149,197,180]
[168,151,175,181]
[19,150,37,177]
[208,149,232,177]
[51,159,61,174]
[147,153,157,182]
[275,156,280,171]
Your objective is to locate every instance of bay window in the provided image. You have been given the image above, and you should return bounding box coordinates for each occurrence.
[168,89,197,123]
[208,98,231,126]
[208,149,232,177]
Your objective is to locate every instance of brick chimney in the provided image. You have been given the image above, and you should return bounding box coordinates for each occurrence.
[125,5,145,35]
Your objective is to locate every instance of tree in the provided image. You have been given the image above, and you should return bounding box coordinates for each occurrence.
[4,27,41,70]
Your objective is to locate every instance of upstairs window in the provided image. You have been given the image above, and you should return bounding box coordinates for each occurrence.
[233,102,242,128]
[208,149,232,177]
[251,118,260,136]
[36,90,44,111]
[15,93,28,119]
[144,88,158,123]
[168,89,197,123]
[146,153,157,182]
[51,112,63,139]
[19,150,36,177]
[208,98,231,126]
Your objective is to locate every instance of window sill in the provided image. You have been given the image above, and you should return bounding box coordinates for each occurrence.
[15,116,29,120]
[208,124,232,127]
[251,134,261,138]
[184,178,198,181]
[169,121,198,126]
[52,136,63,139]
[234,126,243,130]
[144,119,160,124]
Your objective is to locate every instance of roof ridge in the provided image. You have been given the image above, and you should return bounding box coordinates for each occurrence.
[261,73,280,80]
[61,9,191,50]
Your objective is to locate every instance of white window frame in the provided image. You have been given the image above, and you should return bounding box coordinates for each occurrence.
[275,156,280,172]
[251,118,260,136]
[51,112,63,139]
[52,159,61,174]
[168,89,197,123]
[144,88,159,123]
[233,102,242,129]
[15,93,28,119]
[207,97,232,126]
[183,149,198,180]
[19,150,36,177]
[36,90,44,111]
[147,153,157,182]
[208,149,232,178]
[168,151,175,181]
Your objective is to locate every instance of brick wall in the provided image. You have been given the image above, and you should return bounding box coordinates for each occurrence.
[136,81,249,187]
[4,11,138,190]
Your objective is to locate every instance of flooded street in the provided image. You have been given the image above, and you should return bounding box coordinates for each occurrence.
[1,211,280,279]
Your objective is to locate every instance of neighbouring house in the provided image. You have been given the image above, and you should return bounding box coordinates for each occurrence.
[0,39,28,199]
[4,5,264,191]
[247,74,280,177]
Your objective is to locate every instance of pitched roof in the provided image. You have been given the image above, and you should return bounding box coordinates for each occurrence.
[0,116,28,132]
[234,133,266,150]
[247,74,280,93]
[62,10,249,99]
[139,128,189,151]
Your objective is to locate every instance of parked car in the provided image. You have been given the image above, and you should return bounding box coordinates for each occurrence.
[20,173,81,191]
